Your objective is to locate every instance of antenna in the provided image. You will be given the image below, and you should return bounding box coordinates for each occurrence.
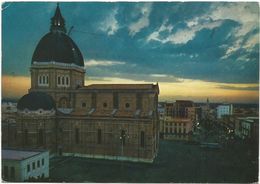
[68,26,74,36]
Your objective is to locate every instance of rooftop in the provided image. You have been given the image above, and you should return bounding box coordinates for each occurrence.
[82,84,159,90]
[2,149,46,161]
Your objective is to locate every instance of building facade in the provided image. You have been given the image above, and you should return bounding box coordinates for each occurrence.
[217,104,233,119]
[3,4,159,163]
[2,149,49,181]
[235,117,259,141]
[162,101,194,141]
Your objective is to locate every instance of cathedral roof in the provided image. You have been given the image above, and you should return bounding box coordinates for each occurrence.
[17,92,56,111]
[31,4,84,67]
[83,84,159,90]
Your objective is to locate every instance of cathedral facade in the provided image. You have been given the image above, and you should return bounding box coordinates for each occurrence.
[7,5,160,163]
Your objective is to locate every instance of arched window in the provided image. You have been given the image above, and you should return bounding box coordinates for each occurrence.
[121,130,126,146]
[66,76,69,85]
[39,76,42,84]
[125,103,130,108]
[58,76,61,85]
[43,76,45,84]
[23,129,28,145]
[62,77,65,85]
[97,129,102,144]
[140,131,145,147]
[59,97,69,108]
[75,128,79,144]
[103,103,107,108]
[82,102,86,107]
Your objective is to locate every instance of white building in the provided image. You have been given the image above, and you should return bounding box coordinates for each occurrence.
[2,149,49,181]
[235,117,259,140]
[216,104,233,119]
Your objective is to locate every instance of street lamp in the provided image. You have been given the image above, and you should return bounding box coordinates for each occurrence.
[119,130,129,170]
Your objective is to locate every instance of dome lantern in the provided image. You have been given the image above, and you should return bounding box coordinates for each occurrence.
[50,3,67,33]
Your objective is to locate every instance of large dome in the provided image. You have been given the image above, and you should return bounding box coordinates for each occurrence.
[32,31,84,67]
[31,4,84,67]
[17,92,56,111]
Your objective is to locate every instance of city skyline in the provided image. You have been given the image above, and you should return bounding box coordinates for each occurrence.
[2,2,259,103]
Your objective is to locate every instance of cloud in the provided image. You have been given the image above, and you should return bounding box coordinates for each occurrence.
[149,74,168,78]
[209,3,258,37]
[243,33,259,50]
[84,59,126,67]
[209,3,259,59]
[99,8,119,35]
[217,84,259,91]
[147,18,223,44]
[128,3,152,36]
[169,20,223,44]
[147,19,173,42]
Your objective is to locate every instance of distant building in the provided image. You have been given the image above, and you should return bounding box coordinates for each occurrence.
[162,101,194,141]
[2,102,17,113]
[186,107,202,122]
[2,149,49,181]
[217,104,233,119]
[158,103,165,138]
[235,117,259,141]
[2,102,17,148]
[164,117,193,141]
[201,98,210,119]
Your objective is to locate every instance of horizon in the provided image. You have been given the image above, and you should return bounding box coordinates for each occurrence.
[2,2,259,104]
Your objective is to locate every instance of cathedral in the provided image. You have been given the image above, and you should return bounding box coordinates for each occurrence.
[5,4,160,163]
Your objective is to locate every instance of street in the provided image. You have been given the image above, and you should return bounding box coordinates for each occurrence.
[49,139,258,183]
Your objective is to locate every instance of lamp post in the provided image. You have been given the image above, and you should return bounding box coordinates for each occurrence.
[119,130,129,171]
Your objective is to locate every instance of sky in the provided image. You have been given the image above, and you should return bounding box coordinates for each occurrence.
[2,2,259,103]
